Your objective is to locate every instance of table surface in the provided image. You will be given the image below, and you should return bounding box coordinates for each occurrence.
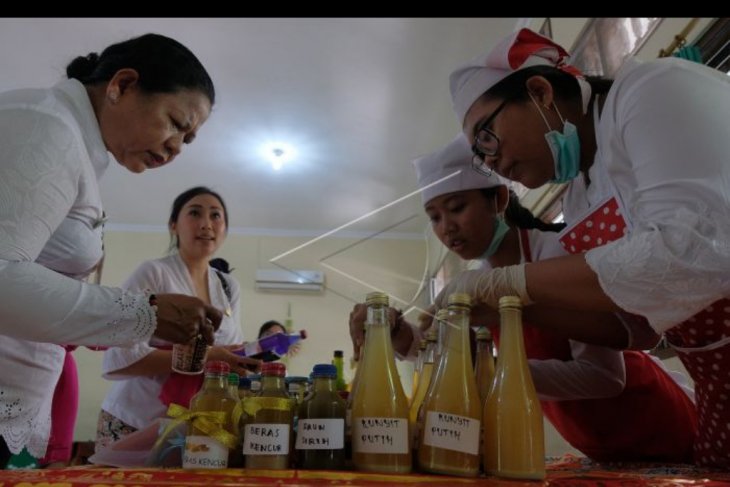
[0,455,728,486]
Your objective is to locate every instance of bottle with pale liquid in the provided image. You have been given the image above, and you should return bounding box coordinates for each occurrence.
[418,294,481,477]
[408,329,437,451]
[410,339,427,403]
[483,296,545,480]
[474,327,496,404]
[183,361,238,470]
[351,292,411,473]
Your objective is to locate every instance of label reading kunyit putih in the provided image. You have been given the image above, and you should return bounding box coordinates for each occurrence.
[423,411,479,455]
[353,417,408,454]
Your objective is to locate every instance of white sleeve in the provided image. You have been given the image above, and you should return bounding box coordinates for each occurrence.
[0,110,155,346]
[529,340,626,401]
[585,60,730,333]
[102,261,163,377]
[227,274,245,343]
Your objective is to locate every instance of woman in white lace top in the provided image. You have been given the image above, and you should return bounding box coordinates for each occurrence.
[0,33,221,464]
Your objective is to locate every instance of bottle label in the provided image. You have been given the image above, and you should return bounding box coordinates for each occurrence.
[352,417,408,454]
[243,423,290,455]
[423,411,480,455]
[295,418,344,450]
[182,435,229,469]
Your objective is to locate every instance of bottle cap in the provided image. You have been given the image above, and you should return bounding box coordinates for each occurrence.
[476,326,492,340]
[448,293,472,307]
[261,362,286,377]
[238,377,252,389]
[365,291,389,306]
[312,363,337,378]
[227,372,240,384]
[204,360,230,375]
[334,350,344,358]
[498,295,522,309]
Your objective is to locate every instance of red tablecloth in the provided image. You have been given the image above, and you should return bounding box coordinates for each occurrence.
[0,455,728,486]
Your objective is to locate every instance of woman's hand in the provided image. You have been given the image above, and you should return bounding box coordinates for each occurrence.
[152,293,222,344]
[207,344,261,376]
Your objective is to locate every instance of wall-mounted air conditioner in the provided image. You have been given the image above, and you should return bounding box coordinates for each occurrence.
[255,269,325,293]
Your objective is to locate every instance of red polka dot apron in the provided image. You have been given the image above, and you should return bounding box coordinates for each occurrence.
[559,195,728,468]
[490,228,696,462]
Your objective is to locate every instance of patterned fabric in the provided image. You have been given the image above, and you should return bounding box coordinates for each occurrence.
[562,195,728,468]
[95,410,138,452]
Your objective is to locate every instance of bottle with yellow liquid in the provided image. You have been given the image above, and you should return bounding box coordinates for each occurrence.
[483,296,545,480]
[345,330,365,464]
[410,339,427,403]
[434,308,449,365]
[243,362,293,469]
[418,294,481,477]
[408,329,437,452]
[474,327,496,404]
[183,361,238,470]
[351,292,411,473]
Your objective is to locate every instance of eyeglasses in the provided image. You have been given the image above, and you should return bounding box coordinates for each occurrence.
[471,99,508,177]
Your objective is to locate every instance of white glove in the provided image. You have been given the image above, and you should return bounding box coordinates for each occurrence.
[433,264,533,310]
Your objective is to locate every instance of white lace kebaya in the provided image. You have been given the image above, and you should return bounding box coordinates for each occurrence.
[0,79,156,457]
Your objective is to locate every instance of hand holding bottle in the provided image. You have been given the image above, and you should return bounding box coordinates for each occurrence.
[152,293,222,344]
[433,265,532,311]
[349,303,405,360]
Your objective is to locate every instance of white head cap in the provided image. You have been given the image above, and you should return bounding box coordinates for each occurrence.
[412,133,506,206]
[449,28,591,126]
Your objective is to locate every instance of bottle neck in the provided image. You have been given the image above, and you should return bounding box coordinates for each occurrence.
[423,340,437,364]
[261,375,286,392]
[444,305,472,366]
[366,304,388,328]
[313,376,337,393]
[202,373,228,391]
[496,306,526,368]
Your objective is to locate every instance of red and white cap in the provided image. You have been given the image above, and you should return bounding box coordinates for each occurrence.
[412,133,506,205]
[449,28,591,125]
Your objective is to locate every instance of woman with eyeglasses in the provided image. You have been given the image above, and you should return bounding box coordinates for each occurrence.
[439,27,730,467]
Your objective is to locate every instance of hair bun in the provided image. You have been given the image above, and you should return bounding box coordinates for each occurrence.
[66,52,100,81]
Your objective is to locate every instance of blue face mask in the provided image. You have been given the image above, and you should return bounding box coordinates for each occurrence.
[546,121,581,183]
[529,93,581,184]
[479,214,510,259]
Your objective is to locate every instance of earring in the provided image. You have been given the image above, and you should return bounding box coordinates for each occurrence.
[108,92,119,104]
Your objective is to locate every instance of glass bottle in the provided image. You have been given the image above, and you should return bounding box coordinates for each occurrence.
[228,372,241,400]
[408,329,437,451]
[345,330,365,464]
[351,292,411,473]
[238,377,253,400]
[243,362,293,469]
[183,361,237,470]
[410,339,427,403]
[483,296,545,480]
[418,293,481,477]
[332,350,348,392]
[434,308,449,365]
[296,363,347,469]
[475,327,496,404]
[234,330,308,362]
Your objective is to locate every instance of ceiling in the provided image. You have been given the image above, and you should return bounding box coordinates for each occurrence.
[0,18,580,238]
